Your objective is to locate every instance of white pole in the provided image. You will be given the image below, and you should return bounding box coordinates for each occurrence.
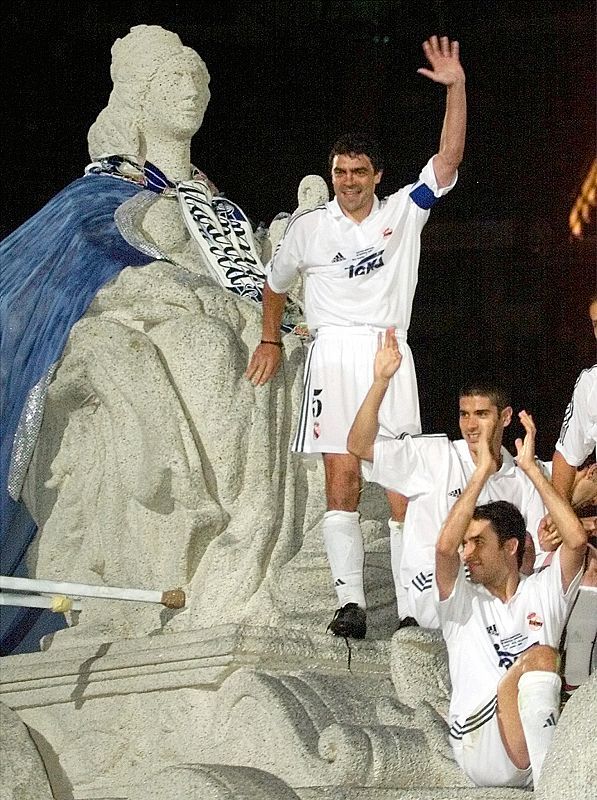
[0,576,185,609]
[0,593,82,611]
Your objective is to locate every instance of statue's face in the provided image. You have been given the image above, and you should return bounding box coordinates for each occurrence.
[298,175,328,209]
[143,52,211,139]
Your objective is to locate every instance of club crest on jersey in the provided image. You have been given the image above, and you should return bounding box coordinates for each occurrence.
[382,227,393,238]
[345,249,384,279]
[486,624,498,636]
[527,612,544,630]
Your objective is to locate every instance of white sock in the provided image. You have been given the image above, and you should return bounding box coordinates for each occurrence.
[388,519,409,618]
[517,670,561,786]
[322,510,365,609]
[564,587,597,687]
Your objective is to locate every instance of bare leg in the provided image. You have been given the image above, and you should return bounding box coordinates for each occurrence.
[386,490,408,522]
[323,452,361,511]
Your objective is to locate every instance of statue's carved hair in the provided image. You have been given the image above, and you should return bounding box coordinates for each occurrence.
[87,25,209,162]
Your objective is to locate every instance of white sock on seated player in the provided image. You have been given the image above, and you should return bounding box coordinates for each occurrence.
[517,670,561,786]
[322,510,366,609]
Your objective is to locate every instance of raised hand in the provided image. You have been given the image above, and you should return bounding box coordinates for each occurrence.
[373,327,402,384]
[417,36,465,86]
[475,417,499,475]
[514,410,537,473]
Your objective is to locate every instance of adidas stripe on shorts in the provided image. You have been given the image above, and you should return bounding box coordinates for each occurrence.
[292,325,420,455]
[450,695,532,787]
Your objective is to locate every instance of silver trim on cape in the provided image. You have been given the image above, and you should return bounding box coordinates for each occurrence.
[113,190,171,261]
[8,363,58,500]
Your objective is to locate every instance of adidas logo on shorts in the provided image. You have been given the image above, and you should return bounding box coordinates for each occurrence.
[448,488,462,497]
[332,252,345,262]
[543,712,557,728]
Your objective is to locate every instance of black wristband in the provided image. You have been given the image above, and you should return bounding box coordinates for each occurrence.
[260,339,282,347]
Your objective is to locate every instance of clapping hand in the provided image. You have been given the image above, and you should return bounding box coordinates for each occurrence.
[374,327,402,384]
[514,410,537,473]
[475,418,499,475]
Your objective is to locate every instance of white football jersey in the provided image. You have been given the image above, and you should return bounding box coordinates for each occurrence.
[556,365,597,466]
[367,435,548,582]
[266,157,456,332]
[436,549,581,742]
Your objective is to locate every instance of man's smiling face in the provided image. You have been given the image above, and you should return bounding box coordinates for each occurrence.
[331,153,382,223]
[458,394,511,459]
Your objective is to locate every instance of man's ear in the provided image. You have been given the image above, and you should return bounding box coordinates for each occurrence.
[374,170,383,185]
[505,538,520,563]
[502,406,513,428]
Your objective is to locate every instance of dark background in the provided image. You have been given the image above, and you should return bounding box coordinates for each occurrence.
[2,0,595,458]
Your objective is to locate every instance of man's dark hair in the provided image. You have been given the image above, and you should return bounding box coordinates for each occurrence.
[472,501,526,569]
[328,133,384,174]
[459,380,510,413]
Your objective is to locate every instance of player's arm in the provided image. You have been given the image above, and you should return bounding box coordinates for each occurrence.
[551,449,578,503]
[347,327,402,462]
[515,411,587,591]
[245,282,287,386]
[417,35,466,188]
[571,463,597,510]
[537,453,589,552]
[435,428,496,599]
[552,369,594,501]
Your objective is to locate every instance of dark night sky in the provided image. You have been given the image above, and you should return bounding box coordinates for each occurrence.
[2,0,596,456]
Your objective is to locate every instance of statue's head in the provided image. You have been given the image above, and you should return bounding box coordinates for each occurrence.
[297,175,329,210]
[88,25,210,161]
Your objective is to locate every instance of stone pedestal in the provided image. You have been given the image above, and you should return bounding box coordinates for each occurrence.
[0,624,525,800]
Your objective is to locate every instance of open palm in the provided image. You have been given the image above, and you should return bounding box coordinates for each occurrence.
[374,327,402,382]
[417,36,465,86]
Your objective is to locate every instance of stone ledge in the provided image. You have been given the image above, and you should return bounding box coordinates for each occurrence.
[0,625,391,709]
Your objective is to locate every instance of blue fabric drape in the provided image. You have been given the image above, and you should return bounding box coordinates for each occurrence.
[0,174,157,652]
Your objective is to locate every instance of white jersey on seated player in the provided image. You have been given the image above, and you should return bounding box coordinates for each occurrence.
[246,36,467,637]
[348,329,547,629]
[434,411,586,789]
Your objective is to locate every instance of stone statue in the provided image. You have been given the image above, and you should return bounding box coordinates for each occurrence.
[12,25,392,646]
[297,174,329,211]
[13,26,303,643]
[260,174,329,301]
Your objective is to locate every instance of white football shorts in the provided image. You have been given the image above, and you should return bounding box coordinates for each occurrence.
[292,325,420,455]
[451,696,533,788]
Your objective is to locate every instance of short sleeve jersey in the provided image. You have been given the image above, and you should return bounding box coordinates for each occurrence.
[366,435,547,582]
[556,365,597,467]
[266,158,456,332]
[435,548,582,741]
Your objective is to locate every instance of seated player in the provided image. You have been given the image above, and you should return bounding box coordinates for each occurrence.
[434,410,586,788]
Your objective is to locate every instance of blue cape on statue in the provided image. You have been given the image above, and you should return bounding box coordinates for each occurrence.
[0,173,159,652]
